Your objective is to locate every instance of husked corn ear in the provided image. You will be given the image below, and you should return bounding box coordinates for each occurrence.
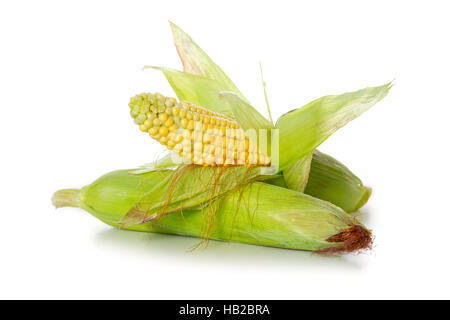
[129,93,271,166]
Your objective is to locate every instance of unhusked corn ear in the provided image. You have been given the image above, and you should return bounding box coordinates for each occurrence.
[52,168,373,253]
[129,93,271,166]
[304,150,372,212]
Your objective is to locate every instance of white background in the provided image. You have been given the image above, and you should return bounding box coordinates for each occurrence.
[1,0,449,299]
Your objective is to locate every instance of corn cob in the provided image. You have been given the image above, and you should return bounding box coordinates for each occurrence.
[52,169,372,254]
[129,93,270,166]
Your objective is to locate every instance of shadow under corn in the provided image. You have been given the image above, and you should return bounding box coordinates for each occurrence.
[94,227,371,271]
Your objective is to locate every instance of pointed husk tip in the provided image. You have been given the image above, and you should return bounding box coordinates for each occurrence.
[355,187,372,211]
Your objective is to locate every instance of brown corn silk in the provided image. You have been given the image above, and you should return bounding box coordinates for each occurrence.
[316,225,373,254]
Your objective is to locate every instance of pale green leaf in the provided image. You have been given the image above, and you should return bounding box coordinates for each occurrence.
[169,22,273,126]
[305,150,372,213]
[169,21,247,102]
[218,91,274,131]
[276,82,392,171]
[145,66,235,118]
[283,152,313,192]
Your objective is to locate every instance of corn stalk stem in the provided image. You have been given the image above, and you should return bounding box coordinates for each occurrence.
[51,189,81,208]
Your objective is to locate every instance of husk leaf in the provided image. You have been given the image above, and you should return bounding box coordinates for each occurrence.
[276,82,392,171]
[169,21,248,103]
[218,91,274,131]
[305,150,372,212]
[168,22,273,128]
[121,165,261,227]
[283,152,313,193]
[144,66,235,118]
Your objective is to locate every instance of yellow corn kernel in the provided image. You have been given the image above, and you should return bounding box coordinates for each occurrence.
[180,118,188,128]
[148,127,158,136]
[158,113,168,122]
[159,126,169,136]
[167,140,176,149]
[153,118,162,126]
[159,136,168,145]
[129,93,270,167]
[164,118,174,127]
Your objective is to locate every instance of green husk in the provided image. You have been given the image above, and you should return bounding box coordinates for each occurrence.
[219,91,274,131]
[304,150,372,213]
[169,21,248,103]
[283,153,313,193]
[122,165,262,227]
[144,66,236,118]
[130,149,372,213]
[52,169,372,253]
[276,83,392,171]
[264,151,371,212]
